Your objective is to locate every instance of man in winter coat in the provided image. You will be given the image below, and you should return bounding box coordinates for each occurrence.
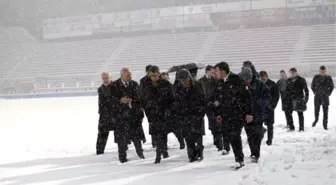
[111,68,145,163]
[242,61,259,79]
[199,65,229,152]
[140,65,157,148]
[161,71,185,149]
[240,68,269,163]
[143,66,174,164]
[173,69,206,162]
[312,65,334,130]
[285,68,309,132]
[277,70,289,128]
[96,72,114,155]
[209,62,251,169]
[260,71,279,146]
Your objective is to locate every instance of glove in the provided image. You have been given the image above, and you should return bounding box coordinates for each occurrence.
[304,97,308,104]
[142,138,146,144]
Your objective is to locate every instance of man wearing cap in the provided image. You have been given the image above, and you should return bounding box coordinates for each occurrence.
[143,66,174,164]
[242,60,259,79]
[259,71,279,146]
[311,65,334,130]
[96,72,114,155]
[173,69,206,162]
[240,68,269,163]
[110,68,145,163]
[285,68,309,132]
[210,62,251,169]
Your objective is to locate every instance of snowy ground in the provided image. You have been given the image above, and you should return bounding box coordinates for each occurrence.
[0,93,335,185]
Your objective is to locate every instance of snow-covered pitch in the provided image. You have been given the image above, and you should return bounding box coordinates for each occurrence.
[0,93,335,185]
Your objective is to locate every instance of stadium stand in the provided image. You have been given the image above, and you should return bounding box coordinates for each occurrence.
[108,32,209,73]
[0,0,335,94]
[301,24,336,76]
[202,26,303,73]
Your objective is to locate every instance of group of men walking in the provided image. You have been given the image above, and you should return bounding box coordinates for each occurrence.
[96,61,334,170]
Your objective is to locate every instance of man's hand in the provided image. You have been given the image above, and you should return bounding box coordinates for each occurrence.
[216,116,223,123]
[246,115,253,123]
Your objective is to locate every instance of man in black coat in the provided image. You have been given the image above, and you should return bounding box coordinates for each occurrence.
[173,69,206,162]
[242,61,259,79]
[111,68,145,163]
[96,72,114,155]
[209,62,251,169]
[140,65,156,148]
[240,68,269,163]
[199,65,229,153]
[312,65,334,130]
[143,66,174,164]
[260,71,279,146]
[162,72,185,149]
[285,68,309,132]
[277,70,289,128]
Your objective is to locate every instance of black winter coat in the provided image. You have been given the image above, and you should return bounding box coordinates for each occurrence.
[110,79,144,143]
[209,73,252,124]
[285,76,309,112]
[198,76,217,131]
[198,76,217,99]
[277,78,288,111]
[139,76,152,112]
[97,83,114,132]
[311,75,334,106]
[264,79,279,123]
[173,80,206,136]
[246,78,270,123]
[143,78,174,135]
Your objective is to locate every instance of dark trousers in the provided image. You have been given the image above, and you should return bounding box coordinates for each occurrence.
[173,128,185,147]
[151,135,157,147]
[285,110,304,130]
[185,133,203,160]
[245,121,263,159]
[220,127,231,152]
[96,131,109,153]
[118,142,128,161]
[155,133,168,158]
[265,110,275,142]
[223,122,244,162]
[314,101,329,127]
[131,138,143,156]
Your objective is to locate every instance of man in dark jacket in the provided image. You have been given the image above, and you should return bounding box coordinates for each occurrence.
[209,62,251,170]
[312,65,334,130]
[277,70,289,128]
[111,68,145,163]
[199,65,229,152]
[161,71,185,149]
[242,61,259,79]
[140,65,157,148]
[96,72,114,155]
[285,68,309,132]
[260,71,279,146]
[240,68,269,163]
[174,69,206,162]
[143,66,174,164]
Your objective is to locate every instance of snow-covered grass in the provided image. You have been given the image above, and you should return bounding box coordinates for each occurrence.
[0,93,335,185]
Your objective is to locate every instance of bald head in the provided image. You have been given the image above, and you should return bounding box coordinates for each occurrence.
[120,68,131,82]
[101,72,111,84]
